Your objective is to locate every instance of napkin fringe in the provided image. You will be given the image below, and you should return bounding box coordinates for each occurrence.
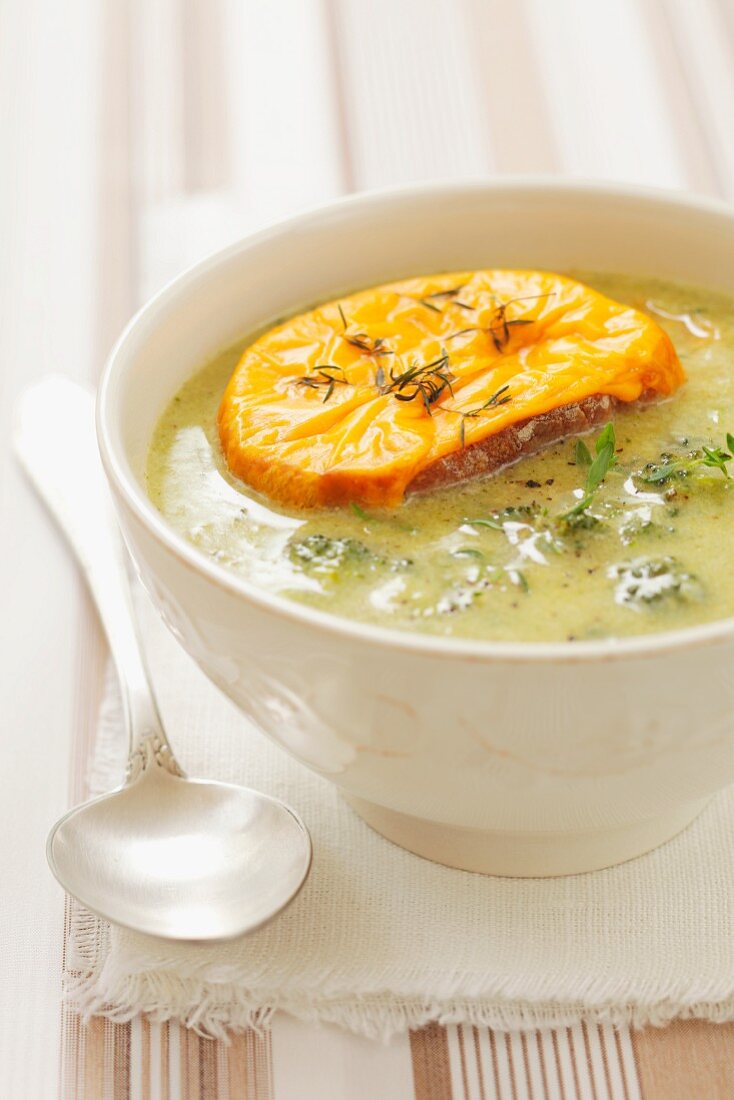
[64,958,734,1042]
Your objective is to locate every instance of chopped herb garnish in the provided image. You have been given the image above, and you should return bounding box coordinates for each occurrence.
[486,294,547,352]
[447,292,554,351]
[345,331,378,353]
[575,439,592,466]
[425,285,466,300]
[446,327,481,342]
[417,297,442,314]
[380,350,455,414]
[338,304,393,357]
[465,516,504,530]
[296,364,347,403]
[347,501,418,535]
[412,285,468,313]
[457,385,512,447]
[639,432,734,483]
[559,422,617,521]
[403,286,468,316]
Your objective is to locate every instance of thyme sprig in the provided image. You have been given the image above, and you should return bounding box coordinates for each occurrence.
[413,285,469,314]
[379,350,455,414]
[456,385,512,447]
[338,304,394,357]
[558,422,617,521]
[447,292,555,352]
[464,516,503,530]
[639,433,734,483]
[425,285,466,300]
[296,365,347,403]
[416,297,442,314]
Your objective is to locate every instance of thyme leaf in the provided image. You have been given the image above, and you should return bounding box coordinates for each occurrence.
[381,350,455,414]
[558,422,617,521]
[425,285,466,299]
[417,297,442,314]
[456,385,512,447]
[447,292,554,351]
[406,285,467,315]
[446,326,481,341]
[338,305,393,357]
[575,439,592,466]
[640,433,734,483]
[296,364,347,403]
[464,516,504,530]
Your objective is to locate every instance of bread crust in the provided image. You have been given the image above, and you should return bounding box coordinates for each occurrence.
[408,395,617,494]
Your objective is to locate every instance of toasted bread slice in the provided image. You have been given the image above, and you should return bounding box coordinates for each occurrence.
[409,394,616,493]
[218,270,684,509]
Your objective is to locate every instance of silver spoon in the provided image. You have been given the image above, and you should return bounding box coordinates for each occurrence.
[14,376,312,941]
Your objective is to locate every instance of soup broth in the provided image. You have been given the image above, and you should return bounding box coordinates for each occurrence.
[147,274,734,643]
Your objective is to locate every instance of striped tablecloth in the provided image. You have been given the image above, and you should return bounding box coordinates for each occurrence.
[3,1,734,1096]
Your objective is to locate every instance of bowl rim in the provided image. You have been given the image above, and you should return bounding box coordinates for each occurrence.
[98,175,734,664]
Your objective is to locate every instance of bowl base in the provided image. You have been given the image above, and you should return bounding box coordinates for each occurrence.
[344,794,711,876]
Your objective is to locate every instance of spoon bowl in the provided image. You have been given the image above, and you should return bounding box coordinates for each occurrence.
[48,768,311,940]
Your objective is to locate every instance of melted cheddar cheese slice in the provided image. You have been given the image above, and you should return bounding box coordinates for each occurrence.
[218,270,685,508]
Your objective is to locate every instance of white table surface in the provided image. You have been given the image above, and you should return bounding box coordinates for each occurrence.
[3,2,734,1097]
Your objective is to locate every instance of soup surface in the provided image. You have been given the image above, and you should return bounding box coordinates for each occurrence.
[147,273,734,643]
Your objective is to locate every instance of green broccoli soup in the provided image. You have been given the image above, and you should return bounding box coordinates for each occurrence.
[146,274,734,643]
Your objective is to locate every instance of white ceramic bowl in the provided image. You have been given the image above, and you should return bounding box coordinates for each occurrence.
[98,180,734,876]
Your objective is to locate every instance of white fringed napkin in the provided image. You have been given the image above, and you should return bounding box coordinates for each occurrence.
[65,593,734,1040]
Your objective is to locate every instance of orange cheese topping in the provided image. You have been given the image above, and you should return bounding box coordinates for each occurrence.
[218,270,685,508]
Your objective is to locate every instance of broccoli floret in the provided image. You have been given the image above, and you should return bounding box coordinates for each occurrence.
[608,556,702,607]
[288,534,373,575]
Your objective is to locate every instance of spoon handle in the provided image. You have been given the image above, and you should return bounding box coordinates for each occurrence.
[13,376,182,781]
